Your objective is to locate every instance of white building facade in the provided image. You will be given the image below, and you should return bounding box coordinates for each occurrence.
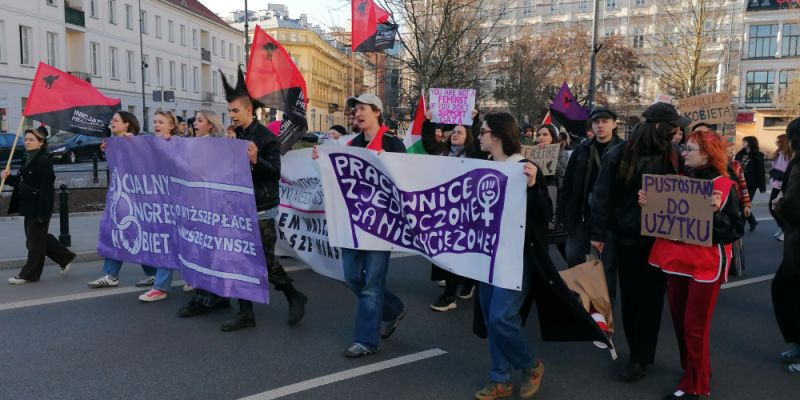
[0,0,244,133]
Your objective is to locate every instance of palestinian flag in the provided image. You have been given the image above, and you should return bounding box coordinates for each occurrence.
[404,95,427,154]
[352,0,398,52]
[24,62,120,137]
[245,26,308,155]
[548,82,589,141]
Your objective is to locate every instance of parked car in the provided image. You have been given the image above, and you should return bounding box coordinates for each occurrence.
[0,133,25,166]
[47,132,104,163]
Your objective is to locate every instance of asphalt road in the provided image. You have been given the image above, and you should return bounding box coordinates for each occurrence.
[0,220,798,400]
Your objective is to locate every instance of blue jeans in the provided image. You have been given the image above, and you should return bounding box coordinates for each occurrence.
[342,248,405,350]
[102,258,155,279]
[479,263,534,383]
[152,267,173,292]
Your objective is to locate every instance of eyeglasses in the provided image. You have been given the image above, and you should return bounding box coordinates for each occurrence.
[684,146,701,153]
[480,129,492,135]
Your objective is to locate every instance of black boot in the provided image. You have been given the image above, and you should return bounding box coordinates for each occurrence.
[619,361,646,382]
[285,288,308,326]
[220,311,256,332]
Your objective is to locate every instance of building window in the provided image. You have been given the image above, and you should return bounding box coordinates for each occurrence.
[606,0,616,11]
[169,60,175,88]
[90,42,100,76]
[180,63,187,90]
[143,54,149,84]
[180,25,186,46]
[636,0,646,6]
[579,0,588,12]
[212,37,217,55]
[155,16,162,38]
[193,66,198,92]
[46,32,57,67]
[90,0,98,17]
[19,26,32,66]
[779,70,798,93]
[140,10,148,34]
[604,28,616,38]
[168,20,174,42]
[221,40,226,58]
[229,43,233,60]
[633,28,644,49]
[126,50,135,82]
[46,0,55,6]
[125,4,133,29]
[237,46,241,63]
[0,20,5,63]
[523,0,533,16]
[212,71,218,95]
[155,57,162,85]
[109,0,117,25]
[745,71,774,103]
[783,23,800,58]
[109,47,119,79]
[192,29,198,49]
[748,24,778,59]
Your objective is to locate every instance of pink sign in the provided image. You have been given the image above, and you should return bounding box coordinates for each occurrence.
[429,88,476,125]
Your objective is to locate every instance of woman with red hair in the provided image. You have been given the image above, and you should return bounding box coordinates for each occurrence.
[639,129,744,399]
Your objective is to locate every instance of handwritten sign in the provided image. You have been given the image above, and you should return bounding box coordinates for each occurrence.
[655,93,674,104]
[640,174,714,247]
[520,144,561,176]
[676,92,735,126]
[429,88,476,125]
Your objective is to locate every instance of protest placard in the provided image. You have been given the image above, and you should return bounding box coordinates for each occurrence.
[640,174,715,247]
[429,88,476,125]
[317,148,527,290]
[520,144,561,176]
[676,92,735,126]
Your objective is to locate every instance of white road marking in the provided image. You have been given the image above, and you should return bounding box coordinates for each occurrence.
[238,348,448,400]
[722,274,775,289]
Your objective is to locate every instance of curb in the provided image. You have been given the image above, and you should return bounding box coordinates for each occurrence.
[0,251,103,271]
[0,211,105,222]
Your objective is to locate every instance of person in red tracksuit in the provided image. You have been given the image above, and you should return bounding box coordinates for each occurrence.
[639,129,744,399]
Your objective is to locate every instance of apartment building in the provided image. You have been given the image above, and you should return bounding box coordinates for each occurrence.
[0,0,243,133]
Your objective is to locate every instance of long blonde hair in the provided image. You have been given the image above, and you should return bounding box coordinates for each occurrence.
[195,110,224,137]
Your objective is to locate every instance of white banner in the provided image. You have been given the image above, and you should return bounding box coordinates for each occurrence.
[275,149,344,281]
[317,147,528,290]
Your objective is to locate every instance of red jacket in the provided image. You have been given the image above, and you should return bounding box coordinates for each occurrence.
[649,174,738,283]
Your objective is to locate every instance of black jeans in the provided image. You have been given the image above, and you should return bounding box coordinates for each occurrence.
[18,216,76,281]
[617,241,666,364]
[769,188,783,229]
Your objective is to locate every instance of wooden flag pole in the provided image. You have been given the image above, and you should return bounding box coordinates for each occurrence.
[0,117,26,194]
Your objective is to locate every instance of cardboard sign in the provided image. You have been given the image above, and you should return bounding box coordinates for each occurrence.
[655,93,674,104]
[520,144,561,176]
[676,92,735,126]
[429,88,476,125]
[640,174,715,247]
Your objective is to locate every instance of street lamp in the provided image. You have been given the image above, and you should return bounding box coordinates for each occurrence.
[138,0,148,131]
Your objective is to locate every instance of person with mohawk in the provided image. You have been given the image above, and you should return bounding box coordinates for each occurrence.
[178,68,308,331]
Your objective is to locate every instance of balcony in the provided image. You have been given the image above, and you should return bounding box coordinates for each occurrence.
[202,92,213,103]
[200,48,211,63]
[65,6,85,27]
[68,71,91,83]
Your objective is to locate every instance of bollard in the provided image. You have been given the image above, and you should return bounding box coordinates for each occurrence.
[58,184,71,247]
[92,154,99,183]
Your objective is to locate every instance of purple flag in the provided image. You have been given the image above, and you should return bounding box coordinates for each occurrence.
[549,82,590,139]
[97,136,269,303]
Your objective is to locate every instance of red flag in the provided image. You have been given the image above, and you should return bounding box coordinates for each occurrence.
[246,26,308,154]
[24,62,120,136]
[352,0,397,52]
[366,125,389,151]
[542,111,553,126]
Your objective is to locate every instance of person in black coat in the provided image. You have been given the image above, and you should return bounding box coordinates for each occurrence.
[590,103,690,382]
[734,136,766,230]
[2,129,76,284]
[772,117,800,373]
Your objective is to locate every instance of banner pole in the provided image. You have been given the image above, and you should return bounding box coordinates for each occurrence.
[351,50,355,96]
[1,117,26,194]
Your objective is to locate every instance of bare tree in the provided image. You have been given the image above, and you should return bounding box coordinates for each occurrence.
[775,74,800,118]
[647,0,738,98]
[378,0,506,110]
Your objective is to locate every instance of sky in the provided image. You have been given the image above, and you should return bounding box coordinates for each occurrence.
[200,0,351,30]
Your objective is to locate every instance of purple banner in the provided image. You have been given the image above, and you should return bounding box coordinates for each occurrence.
[330,152,506,283]
[97,136,268,303]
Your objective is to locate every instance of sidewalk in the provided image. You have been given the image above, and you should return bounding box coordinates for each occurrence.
[0,212,103,270]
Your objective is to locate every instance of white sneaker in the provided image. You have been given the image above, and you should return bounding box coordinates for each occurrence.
[775,230,783,238]
[87,275,120,288]
[778,232,785,241]
[60,263,72,275]
[436,280,446,288]
[138,289,167,302]
[135,276,155,287]
[182,284,194,293]
[8,276,29,285]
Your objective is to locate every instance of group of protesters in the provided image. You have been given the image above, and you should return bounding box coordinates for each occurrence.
[3,70,800,400]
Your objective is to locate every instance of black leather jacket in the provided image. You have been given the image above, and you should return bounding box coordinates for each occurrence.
[238,120,281,211]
